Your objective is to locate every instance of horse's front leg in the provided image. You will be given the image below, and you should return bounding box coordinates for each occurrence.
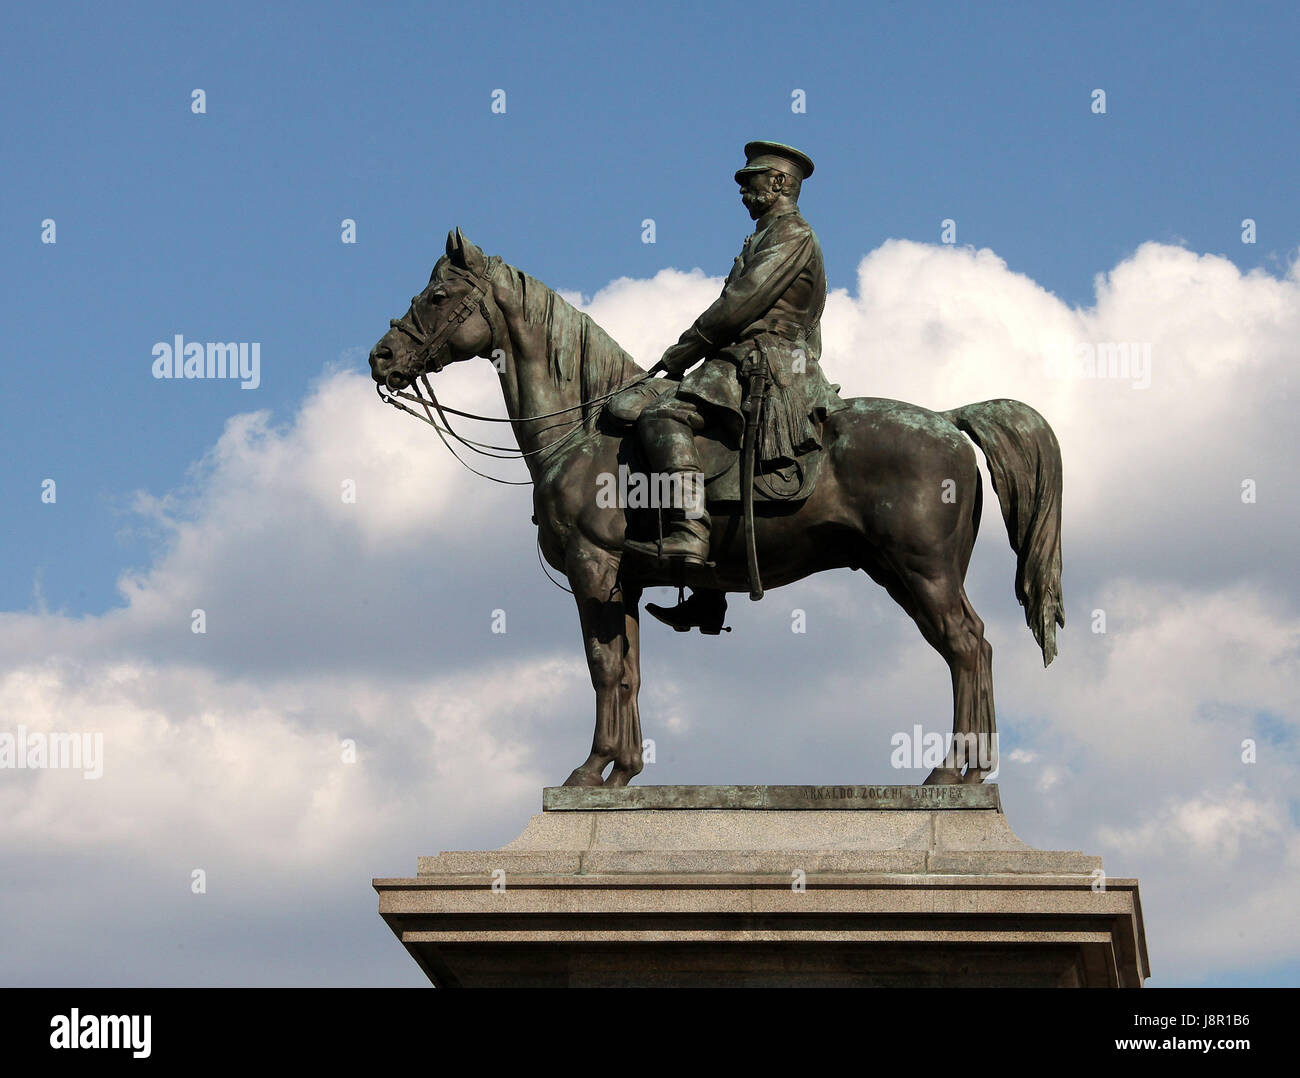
[604,584,643,787]
[561,538,642,788]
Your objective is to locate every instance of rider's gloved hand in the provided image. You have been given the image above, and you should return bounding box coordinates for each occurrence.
[658,341,697,378]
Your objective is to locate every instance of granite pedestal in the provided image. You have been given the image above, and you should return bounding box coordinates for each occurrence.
[374,785,1148,987]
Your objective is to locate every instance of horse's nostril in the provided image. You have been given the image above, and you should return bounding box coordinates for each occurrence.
[370,345,393,367]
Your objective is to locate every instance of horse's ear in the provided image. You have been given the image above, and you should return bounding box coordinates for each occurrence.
[446,226,486,274]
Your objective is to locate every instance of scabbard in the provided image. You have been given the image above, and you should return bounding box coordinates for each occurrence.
[740,358,768,601]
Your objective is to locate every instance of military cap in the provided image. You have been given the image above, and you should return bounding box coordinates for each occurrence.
[734,140,815,183]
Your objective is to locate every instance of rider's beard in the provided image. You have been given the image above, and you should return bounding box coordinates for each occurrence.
[742,187,777,217]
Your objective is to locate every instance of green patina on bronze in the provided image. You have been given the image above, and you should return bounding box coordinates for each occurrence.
[368,143,1065,791]
[543,784,1003,812]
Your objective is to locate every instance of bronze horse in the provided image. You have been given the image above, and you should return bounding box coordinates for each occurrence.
[369,229,1064,788]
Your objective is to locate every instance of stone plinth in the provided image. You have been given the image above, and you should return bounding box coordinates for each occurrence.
[374,785,1149,987]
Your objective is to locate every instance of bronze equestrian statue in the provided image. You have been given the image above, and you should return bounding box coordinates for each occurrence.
[368,141,1065,789]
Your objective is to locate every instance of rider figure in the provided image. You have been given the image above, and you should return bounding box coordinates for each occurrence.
[623,141,843,630]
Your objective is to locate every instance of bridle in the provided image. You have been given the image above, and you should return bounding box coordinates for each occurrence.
[384,257,501,381]
[375,256,658,486]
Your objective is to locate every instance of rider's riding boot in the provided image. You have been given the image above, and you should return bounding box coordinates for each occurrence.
[623,414,711,564]
[628,506,709,563]
[646,589,729,634]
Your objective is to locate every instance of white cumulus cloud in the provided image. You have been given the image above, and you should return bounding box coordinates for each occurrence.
[1,240,1297,986]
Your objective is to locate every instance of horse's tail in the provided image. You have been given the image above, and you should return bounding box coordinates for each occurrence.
[942,400,1065,666]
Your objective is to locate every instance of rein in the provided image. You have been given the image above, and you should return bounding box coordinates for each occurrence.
[377,374,606,485]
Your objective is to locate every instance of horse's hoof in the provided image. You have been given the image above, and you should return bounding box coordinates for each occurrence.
[922,767,963,786]
[562,768,605,787]
[961,768,990,784]
[604,769,635,788]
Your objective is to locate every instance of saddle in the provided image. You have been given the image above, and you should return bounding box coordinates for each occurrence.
[605,378,823,504]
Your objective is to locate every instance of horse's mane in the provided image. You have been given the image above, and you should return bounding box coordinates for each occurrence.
[503,261,644,431]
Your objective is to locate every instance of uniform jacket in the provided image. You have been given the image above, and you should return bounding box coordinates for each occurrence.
[674,207,844,465]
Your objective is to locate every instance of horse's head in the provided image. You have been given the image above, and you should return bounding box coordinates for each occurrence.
[369,228,497,389]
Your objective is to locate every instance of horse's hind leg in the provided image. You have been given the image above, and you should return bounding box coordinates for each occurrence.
[890,565,996,785]
[954,590,996,783]
[561,538,644,788]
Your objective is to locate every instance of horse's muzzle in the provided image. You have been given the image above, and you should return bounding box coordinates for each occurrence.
[369,343,392,382]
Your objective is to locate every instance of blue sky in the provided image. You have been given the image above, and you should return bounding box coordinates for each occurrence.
[2,2,1298,989]
[3,0,1296,614]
